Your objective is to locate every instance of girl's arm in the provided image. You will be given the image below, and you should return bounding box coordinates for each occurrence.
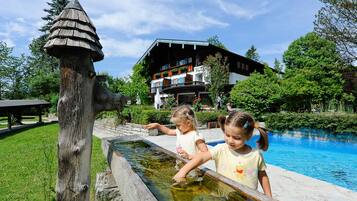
[196,139,208,152]
[144,123,176,136]
[173,151,212,181]
[179,139,208,159]
[258,170,272,197]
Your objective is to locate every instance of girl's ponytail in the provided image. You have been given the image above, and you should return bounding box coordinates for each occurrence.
[217,115,227,132]
[255,123,269,151]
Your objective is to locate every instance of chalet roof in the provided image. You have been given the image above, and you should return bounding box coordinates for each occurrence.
[44,0,103,62]
[136,38,266,67]
[137,39,210,64]
[0,100,50,108]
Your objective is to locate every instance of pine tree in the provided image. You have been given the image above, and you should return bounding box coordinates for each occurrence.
[245,45,260,62]
[27,0,68,103]
[274,58,282,73]
[207,35,227,49]
[40,0,69,33]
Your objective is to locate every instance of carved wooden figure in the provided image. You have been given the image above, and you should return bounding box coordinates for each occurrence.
[44,1,127,200]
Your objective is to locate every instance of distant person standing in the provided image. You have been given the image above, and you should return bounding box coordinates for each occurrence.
[226,102,236,115]
[216,94,222,110]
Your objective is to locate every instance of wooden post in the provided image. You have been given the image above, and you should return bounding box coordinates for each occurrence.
[7,112,11,130]
[56,52,95,200]
[38,106,42,123]
[43,1,128,200]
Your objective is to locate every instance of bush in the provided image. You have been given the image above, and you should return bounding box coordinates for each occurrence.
[163,96,176,110]
[230,68,281,119]
[265,113,357,134]
[196,111,227,125]
[97,105,229,126]
[49,93,59,114]
[122,105,170,125]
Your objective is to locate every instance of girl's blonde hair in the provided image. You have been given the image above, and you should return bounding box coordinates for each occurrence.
[170,105,197,130]
[218,111,269,151]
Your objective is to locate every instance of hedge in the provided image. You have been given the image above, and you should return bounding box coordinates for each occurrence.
[97,105,228,126]
[265,113,357,134]
[196,111,227,125]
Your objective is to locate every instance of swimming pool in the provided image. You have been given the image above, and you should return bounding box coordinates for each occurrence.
[207,131,357,192]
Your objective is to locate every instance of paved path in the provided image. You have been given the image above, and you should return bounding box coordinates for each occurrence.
[93,124,357,201]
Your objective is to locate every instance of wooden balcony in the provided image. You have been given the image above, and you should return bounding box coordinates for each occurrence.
[152,64,194,80]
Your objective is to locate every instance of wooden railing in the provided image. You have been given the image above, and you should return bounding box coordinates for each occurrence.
[153,64,194,80]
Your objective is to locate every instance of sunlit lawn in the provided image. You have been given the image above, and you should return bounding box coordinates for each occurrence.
[0,124,107,200]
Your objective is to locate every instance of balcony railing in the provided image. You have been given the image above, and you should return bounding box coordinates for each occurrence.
[151,81,205,93]
[153,64,194,80]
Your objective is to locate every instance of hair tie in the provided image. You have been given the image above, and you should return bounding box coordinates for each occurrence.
[243,121,249,129]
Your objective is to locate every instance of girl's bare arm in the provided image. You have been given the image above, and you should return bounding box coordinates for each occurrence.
[196,139,208,152]
[144,123,176,135]
[258,170,272,197]
[173,151,212,181]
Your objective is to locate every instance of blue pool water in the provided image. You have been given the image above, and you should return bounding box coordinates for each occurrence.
[207,131,357,192]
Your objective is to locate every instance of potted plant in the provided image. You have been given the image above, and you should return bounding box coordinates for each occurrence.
[162,71,168,77]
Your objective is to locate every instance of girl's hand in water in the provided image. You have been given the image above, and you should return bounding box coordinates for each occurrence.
[172,171,187,183]
[144,123,160,129]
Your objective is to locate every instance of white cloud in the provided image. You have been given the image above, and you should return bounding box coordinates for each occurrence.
[6,22,28,36]
[1,38,15,47]
[215,0,270,19]
[0,0,47,20]
[101,37,152,58]
[0,19,40,48]
[91,0,228,35]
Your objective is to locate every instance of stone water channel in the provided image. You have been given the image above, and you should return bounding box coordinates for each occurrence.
[98,135,275,201]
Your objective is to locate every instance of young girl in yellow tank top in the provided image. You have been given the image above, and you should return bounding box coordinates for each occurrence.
[173,111,272,197]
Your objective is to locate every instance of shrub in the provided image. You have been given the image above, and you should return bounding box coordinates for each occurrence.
[265,113,357,134]
[230,67,281,119]
[196,111,227,125]
[163,96,176,110]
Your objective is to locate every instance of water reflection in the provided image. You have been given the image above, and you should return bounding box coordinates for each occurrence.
[271,129,357,144]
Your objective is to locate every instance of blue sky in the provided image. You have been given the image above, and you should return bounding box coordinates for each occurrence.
[0,0,322,78]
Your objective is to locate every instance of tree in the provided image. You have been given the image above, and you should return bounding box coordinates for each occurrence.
[203,53,229,105]
[27,0,68,103]
[230,67,281,118]
[245,45,260,62]
[0,42,12,99]
[280,69,321,112]
[274,58,283,73]
[283,32,345,110]
[40,0,69,33]
[283,33,345,70]
[0,42,29,99]
[111,63,150,105]
[207,35,227,49]
[314,0,357,63]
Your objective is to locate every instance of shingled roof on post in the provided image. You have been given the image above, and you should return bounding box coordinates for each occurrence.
[44,0,104,62]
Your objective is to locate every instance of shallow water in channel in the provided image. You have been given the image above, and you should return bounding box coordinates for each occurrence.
[112,140,248,201]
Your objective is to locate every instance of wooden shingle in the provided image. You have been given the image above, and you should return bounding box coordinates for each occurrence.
[44,0,103,62]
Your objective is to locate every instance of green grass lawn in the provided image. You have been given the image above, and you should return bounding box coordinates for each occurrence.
[0,124,107,200]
